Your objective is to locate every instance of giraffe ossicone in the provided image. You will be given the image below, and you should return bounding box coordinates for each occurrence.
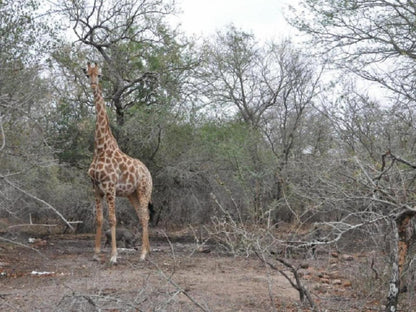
[85,62,153,264]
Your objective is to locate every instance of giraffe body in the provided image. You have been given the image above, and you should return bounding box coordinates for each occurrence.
[85,62,152,263]
[88,150,152,198]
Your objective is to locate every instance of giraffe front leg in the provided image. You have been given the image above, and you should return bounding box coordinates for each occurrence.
[93,192,103,261]
[106,188,118,264]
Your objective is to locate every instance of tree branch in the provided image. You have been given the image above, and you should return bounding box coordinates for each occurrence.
[0,175,74,231]
[0,116,5,152]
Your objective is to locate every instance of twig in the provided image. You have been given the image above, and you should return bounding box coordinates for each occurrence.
[386,150,416,169]
[254,250,318,311]
[0,236,47,259]
[370,254,379,280]
[59,283,142,311]
[148,258,211,312]
[161,230,177,265]
[0,296,23,312]
[8,224,58,229]
[353,156,377,188]
[0,116,5,152]
[262,256,278,312]
[188,225,213,258]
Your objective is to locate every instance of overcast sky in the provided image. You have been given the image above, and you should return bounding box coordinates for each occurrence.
[175,0,296,41]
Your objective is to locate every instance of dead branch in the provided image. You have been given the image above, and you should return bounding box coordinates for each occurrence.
[0,296,20,311]
[261,255,278,312]
[254,249,318,311]
[0,236,47,259]
[8,224,58,229]
[371,254,379,280]
[386,150,416,169]
[148,258,211,312]
[376,150,416,185]
[0,175,74,231]
[0,116,5,152]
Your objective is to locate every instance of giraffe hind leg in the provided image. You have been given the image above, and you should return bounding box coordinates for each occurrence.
[128,193,150,260]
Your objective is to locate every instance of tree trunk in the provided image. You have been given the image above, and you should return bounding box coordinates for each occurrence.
[386,212,415,311]
[386,220,400,312]
[113,97,124,126]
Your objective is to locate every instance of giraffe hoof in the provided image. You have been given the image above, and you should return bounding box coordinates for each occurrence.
[110,255,118,265]
[92,254,100,262]
[140,252,148,261]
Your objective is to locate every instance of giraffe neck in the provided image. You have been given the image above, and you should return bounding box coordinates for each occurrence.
[91,83,118,154]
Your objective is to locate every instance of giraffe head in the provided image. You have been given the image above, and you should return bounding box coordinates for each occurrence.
[84,62,102,85]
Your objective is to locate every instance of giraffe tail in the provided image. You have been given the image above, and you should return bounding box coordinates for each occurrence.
[148,202,155,224]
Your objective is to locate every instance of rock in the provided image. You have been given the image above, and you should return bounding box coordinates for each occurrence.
[321,278,330,284]
[332,279,342,285]
[198,246,211,253]
[29,238,47,248]
[343,280,352,287]
[329,259,338,265]
[341,254,354,261]
[331,252,339,258]
[328,271,342,279]
[318,272,330,279]
[300,263,309,269]
[35,240,47,247]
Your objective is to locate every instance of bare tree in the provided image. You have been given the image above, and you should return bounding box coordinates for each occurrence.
[198,27,323,220]
[199,27,321,131]
[288,0,416,105]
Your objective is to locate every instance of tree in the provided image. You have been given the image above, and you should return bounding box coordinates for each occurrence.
[288,3,416,308]
[0,0,82,229]
[199,26,279,128]
[0,0,54,176]
[198,26,322,220]
[288,0,416,104]
[62,0,197,125]
[294,87,416,310]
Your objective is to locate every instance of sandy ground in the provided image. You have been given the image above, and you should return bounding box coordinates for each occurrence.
[0,228,413,311]
[0,232,301,312]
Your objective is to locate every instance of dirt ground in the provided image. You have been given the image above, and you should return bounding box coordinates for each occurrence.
[0,228,413,311]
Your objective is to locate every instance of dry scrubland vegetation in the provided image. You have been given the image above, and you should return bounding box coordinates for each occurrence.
[1,0,416,311]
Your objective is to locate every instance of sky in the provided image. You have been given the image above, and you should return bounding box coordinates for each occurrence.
[175,0,297,41]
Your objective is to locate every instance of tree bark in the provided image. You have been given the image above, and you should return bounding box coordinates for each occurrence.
[386,220,400,312]
[386,211,415,311]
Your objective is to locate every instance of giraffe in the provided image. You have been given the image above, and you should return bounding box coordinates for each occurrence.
[84,62,152,264]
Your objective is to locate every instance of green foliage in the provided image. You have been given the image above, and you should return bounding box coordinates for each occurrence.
[47,100,94,168]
